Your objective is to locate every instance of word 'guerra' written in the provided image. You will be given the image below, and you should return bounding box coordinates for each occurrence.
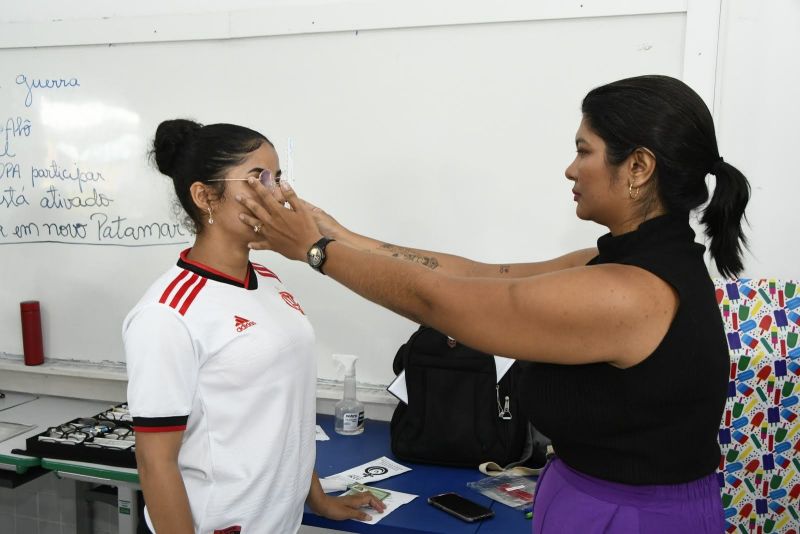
[16,75,80,108]
[1,117,32,158]
[4,213,186,241]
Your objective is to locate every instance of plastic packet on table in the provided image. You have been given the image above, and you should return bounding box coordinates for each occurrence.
[466,475,536,510]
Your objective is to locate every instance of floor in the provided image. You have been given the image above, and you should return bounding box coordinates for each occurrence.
[0,471,353,533]
[0,471,117,534]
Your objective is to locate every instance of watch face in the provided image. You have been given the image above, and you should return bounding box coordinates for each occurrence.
[308,247,323,266]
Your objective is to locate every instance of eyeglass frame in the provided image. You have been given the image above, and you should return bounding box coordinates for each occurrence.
[41,427,92,444]
[207,169,281,187]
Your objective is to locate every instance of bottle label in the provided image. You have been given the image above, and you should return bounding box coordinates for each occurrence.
[343,411,364,431]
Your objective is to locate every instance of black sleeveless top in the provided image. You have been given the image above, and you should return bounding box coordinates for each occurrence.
[522,213,729,485]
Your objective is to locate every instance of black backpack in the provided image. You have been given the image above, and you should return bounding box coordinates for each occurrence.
[389,326,539,468]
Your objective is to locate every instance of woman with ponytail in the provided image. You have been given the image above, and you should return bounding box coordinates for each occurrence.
[240,75,748,532]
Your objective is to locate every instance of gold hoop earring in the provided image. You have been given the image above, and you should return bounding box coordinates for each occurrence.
[207,208,214,225]
[628,182,640,200]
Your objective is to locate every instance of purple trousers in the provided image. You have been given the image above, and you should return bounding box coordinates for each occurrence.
[532,458,724,533]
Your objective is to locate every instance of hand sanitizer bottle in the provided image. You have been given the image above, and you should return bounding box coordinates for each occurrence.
[333,354,365,435]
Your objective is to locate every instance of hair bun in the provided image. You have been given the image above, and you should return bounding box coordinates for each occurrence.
[152,119,202,177]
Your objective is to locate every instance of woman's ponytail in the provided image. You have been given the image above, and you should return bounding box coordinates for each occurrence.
[699,159,751,278]
[582,76,752,278]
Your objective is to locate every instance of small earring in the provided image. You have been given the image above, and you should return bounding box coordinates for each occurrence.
[628,182,640,200]
[207,208,214,225]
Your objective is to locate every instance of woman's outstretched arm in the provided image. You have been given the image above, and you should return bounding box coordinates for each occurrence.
[246,198,597,278]
[237,180,675,368]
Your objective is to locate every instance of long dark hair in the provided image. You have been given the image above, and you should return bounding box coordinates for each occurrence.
[582,75,750,277]
[150,119,271,233]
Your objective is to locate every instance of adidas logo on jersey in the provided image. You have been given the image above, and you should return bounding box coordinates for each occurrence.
[234,315,256,332]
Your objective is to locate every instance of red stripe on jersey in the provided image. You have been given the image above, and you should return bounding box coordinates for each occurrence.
[133,425,187,433]
[159,269,190,304]
[180,249,249,285]
[179,277,207,315]
[169,273,199,309]
[252,263,281,282]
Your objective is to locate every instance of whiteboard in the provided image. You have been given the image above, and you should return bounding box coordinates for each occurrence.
[0,13,685,385]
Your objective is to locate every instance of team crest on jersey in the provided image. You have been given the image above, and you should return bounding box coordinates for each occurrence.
[234,315,256,332]
[279,291,305,315]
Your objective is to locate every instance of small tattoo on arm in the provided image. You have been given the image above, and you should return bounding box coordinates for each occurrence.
[499,265,511,274]
[379,243,440,270]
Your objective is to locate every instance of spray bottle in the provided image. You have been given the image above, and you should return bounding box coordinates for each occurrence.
[333,354,365,435]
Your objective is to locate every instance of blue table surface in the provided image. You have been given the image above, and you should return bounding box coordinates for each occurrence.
[305,415,530,533]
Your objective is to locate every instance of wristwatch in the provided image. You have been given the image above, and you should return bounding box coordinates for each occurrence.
[307,237,335,274]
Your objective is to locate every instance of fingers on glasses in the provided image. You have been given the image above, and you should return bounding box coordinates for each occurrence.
[277,180,302,212]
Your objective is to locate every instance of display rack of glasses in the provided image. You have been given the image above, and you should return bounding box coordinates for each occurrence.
[19,403,136,468]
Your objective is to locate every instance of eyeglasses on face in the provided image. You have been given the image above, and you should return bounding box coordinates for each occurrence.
[207,169,279,187]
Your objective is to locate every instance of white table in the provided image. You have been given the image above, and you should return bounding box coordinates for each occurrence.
[0,394,136,532]
[0,394,111,474]
[0,391,38,413]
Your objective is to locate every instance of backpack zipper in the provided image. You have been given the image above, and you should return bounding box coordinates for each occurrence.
[496,384,512,420]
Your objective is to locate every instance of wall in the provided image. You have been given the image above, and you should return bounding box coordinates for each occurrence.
[2,0,795,392]
[0,2,695,390]
[713,0,800,280]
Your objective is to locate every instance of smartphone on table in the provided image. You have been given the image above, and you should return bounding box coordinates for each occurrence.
[428,492,494,522]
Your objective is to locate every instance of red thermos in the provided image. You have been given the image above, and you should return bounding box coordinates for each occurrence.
[20,301,44,366]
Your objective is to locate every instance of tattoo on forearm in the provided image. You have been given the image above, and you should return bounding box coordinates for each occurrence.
[499,265,511,274]
[379,243,440,270]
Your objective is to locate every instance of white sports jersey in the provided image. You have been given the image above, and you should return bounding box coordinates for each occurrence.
[123,249,316,534]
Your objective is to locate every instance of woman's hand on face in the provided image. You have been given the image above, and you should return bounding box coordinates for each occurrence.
[236,178,322,261]
[310,492,386,522]
[303,200,348,241]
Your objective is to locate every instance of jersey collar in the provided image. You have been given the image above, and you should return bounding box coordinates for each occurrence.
[177,248,258,290]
